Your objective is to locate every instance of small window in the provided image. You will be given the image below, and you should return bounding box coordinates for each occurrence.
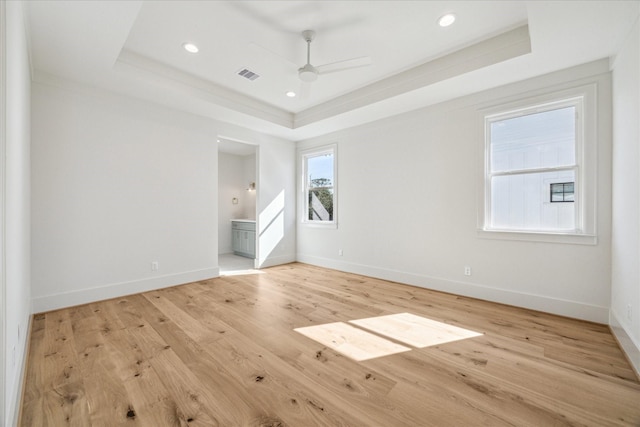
[550,182,574,203]
[301,145,337,226]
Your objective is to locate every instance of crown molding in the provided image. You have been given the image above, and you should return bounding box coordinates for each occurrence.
[294,25,531,128]
[116,49,294,129]
[112,25,530,133]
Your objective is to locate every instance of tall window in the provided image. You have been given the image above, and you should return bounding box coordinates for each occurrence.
[484,97,583,233]
[301,145,336,226]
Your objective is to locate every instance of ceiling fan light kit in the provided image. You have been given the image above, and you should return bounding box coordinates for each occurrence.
[298,64,319,82]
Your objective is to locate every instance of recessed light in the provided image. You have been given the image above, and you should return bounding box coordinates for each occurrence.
[182,42,199,53]
[438,13,456,27]
[286,91,296,98]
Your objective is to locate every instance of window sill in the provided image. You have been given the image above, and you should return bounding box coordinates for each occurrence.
[301,221,338,229]
[477,229,597,245]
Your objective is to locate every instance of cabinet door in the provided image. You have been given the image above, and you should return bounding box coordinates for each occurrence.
[247,231,256,257]
[232,229,241,252]
[240,230,248,253]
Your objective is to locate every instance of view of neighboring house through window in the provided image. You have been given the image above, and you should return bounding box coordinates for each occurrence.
[302,145,336,225]
[485,98,582,233]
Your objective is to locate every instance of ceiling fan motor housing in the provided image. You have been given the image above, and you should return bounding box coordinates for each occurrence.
[298,63,318,82]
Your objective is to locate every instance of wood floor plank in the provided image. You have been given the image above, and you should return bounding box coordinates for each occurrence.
[20,262,640,426]
[124,294,270,425]
[69,304,141,426]
[21,313,46,424]
[41,382,90,427]
[143,289,383,426]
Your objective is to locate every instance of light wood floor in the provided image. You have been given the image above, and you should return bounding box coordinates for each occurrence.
[20,263,640,426]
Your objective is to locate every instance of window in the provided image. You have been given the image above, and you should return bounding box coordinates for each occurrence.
[481,92,596,240]
[550,182,574,203]
[301,145,337,226]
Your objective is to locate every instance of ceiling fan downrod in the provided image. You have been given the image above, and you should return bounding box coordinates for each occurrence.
[298,30,318,82]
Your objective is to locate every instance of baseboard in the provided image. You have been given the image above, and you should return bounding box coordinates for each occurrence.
[11,314,32,427]
[258,254,296,269]
[296,254,610,324]
[31,267,220,313]
[609,310,640,379]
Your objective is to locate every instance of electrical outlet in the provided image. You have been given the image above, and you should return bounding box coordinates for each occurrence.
[151,261,159,271]
[464,266,472,276]
[627,304,633,322]
[338,249,343,256]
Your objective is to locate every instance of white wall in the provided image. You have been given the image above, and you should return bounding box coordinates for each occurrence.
[31,80,296,312]
[3,1,32,425]
[218,152,255,254]
[611,14,640,375]
[244,153,257,218]
[297,61,613,324]
[256,137,296,268]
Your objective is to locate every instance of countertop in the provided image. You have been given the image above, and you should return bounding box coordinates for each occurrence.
[231,219,256,223]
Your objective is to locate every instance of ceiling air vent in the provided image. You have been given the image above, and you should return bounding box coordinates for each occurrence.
[237,68,260,81]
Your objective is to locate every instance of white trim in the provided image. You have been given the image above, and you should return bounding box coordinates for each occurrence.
[294,25,531,128]
[300,144,338,228]
[9,314,29,427]
[609,310,640,379]
[257,254,296,269]
[477,229,597,245]
[116,50,294,129]
[31,267,219,313]
[477,83,599,243]
[297,254,610,324]
[0,0,6,423]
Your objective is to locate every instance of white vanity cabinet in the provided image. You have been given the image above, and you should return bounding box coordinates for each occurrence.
[232,220,256,259]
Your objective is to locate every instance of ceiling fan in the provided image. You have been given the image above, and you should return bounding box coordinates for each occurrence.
[296,29,371,83]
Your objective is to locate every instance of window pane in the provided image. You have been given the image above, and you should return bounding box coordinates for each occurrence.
[491,170,575,231]
[303,148,336,224]
[308,188,334,221]
[564,191,575,202]
[551,192,565,202]
[307,153,334,188]
[564,182,574,193]
[490,106,575,173]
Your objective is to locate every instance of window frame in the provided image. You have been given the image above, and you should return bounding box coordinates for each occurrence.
[477,85,598,245]
[300,144,338,228]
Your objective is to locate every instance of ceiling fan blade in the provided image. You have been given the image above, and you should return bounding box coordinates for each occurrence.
[248,42,298,68]
[316,56,372,75]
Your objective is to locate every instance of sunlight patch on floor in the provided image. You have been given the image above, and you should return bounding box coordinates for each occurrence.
[295,313,483,361]
[220,269,264,276]
[350,312,483,348]
[294,322,411,361]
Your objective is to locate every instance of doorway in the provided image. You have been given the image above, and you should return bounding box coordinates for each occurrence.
[217,137,258,274]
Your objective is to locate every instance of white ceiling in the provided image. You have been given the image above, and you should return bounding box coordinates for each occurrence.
[26,1,640,142]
